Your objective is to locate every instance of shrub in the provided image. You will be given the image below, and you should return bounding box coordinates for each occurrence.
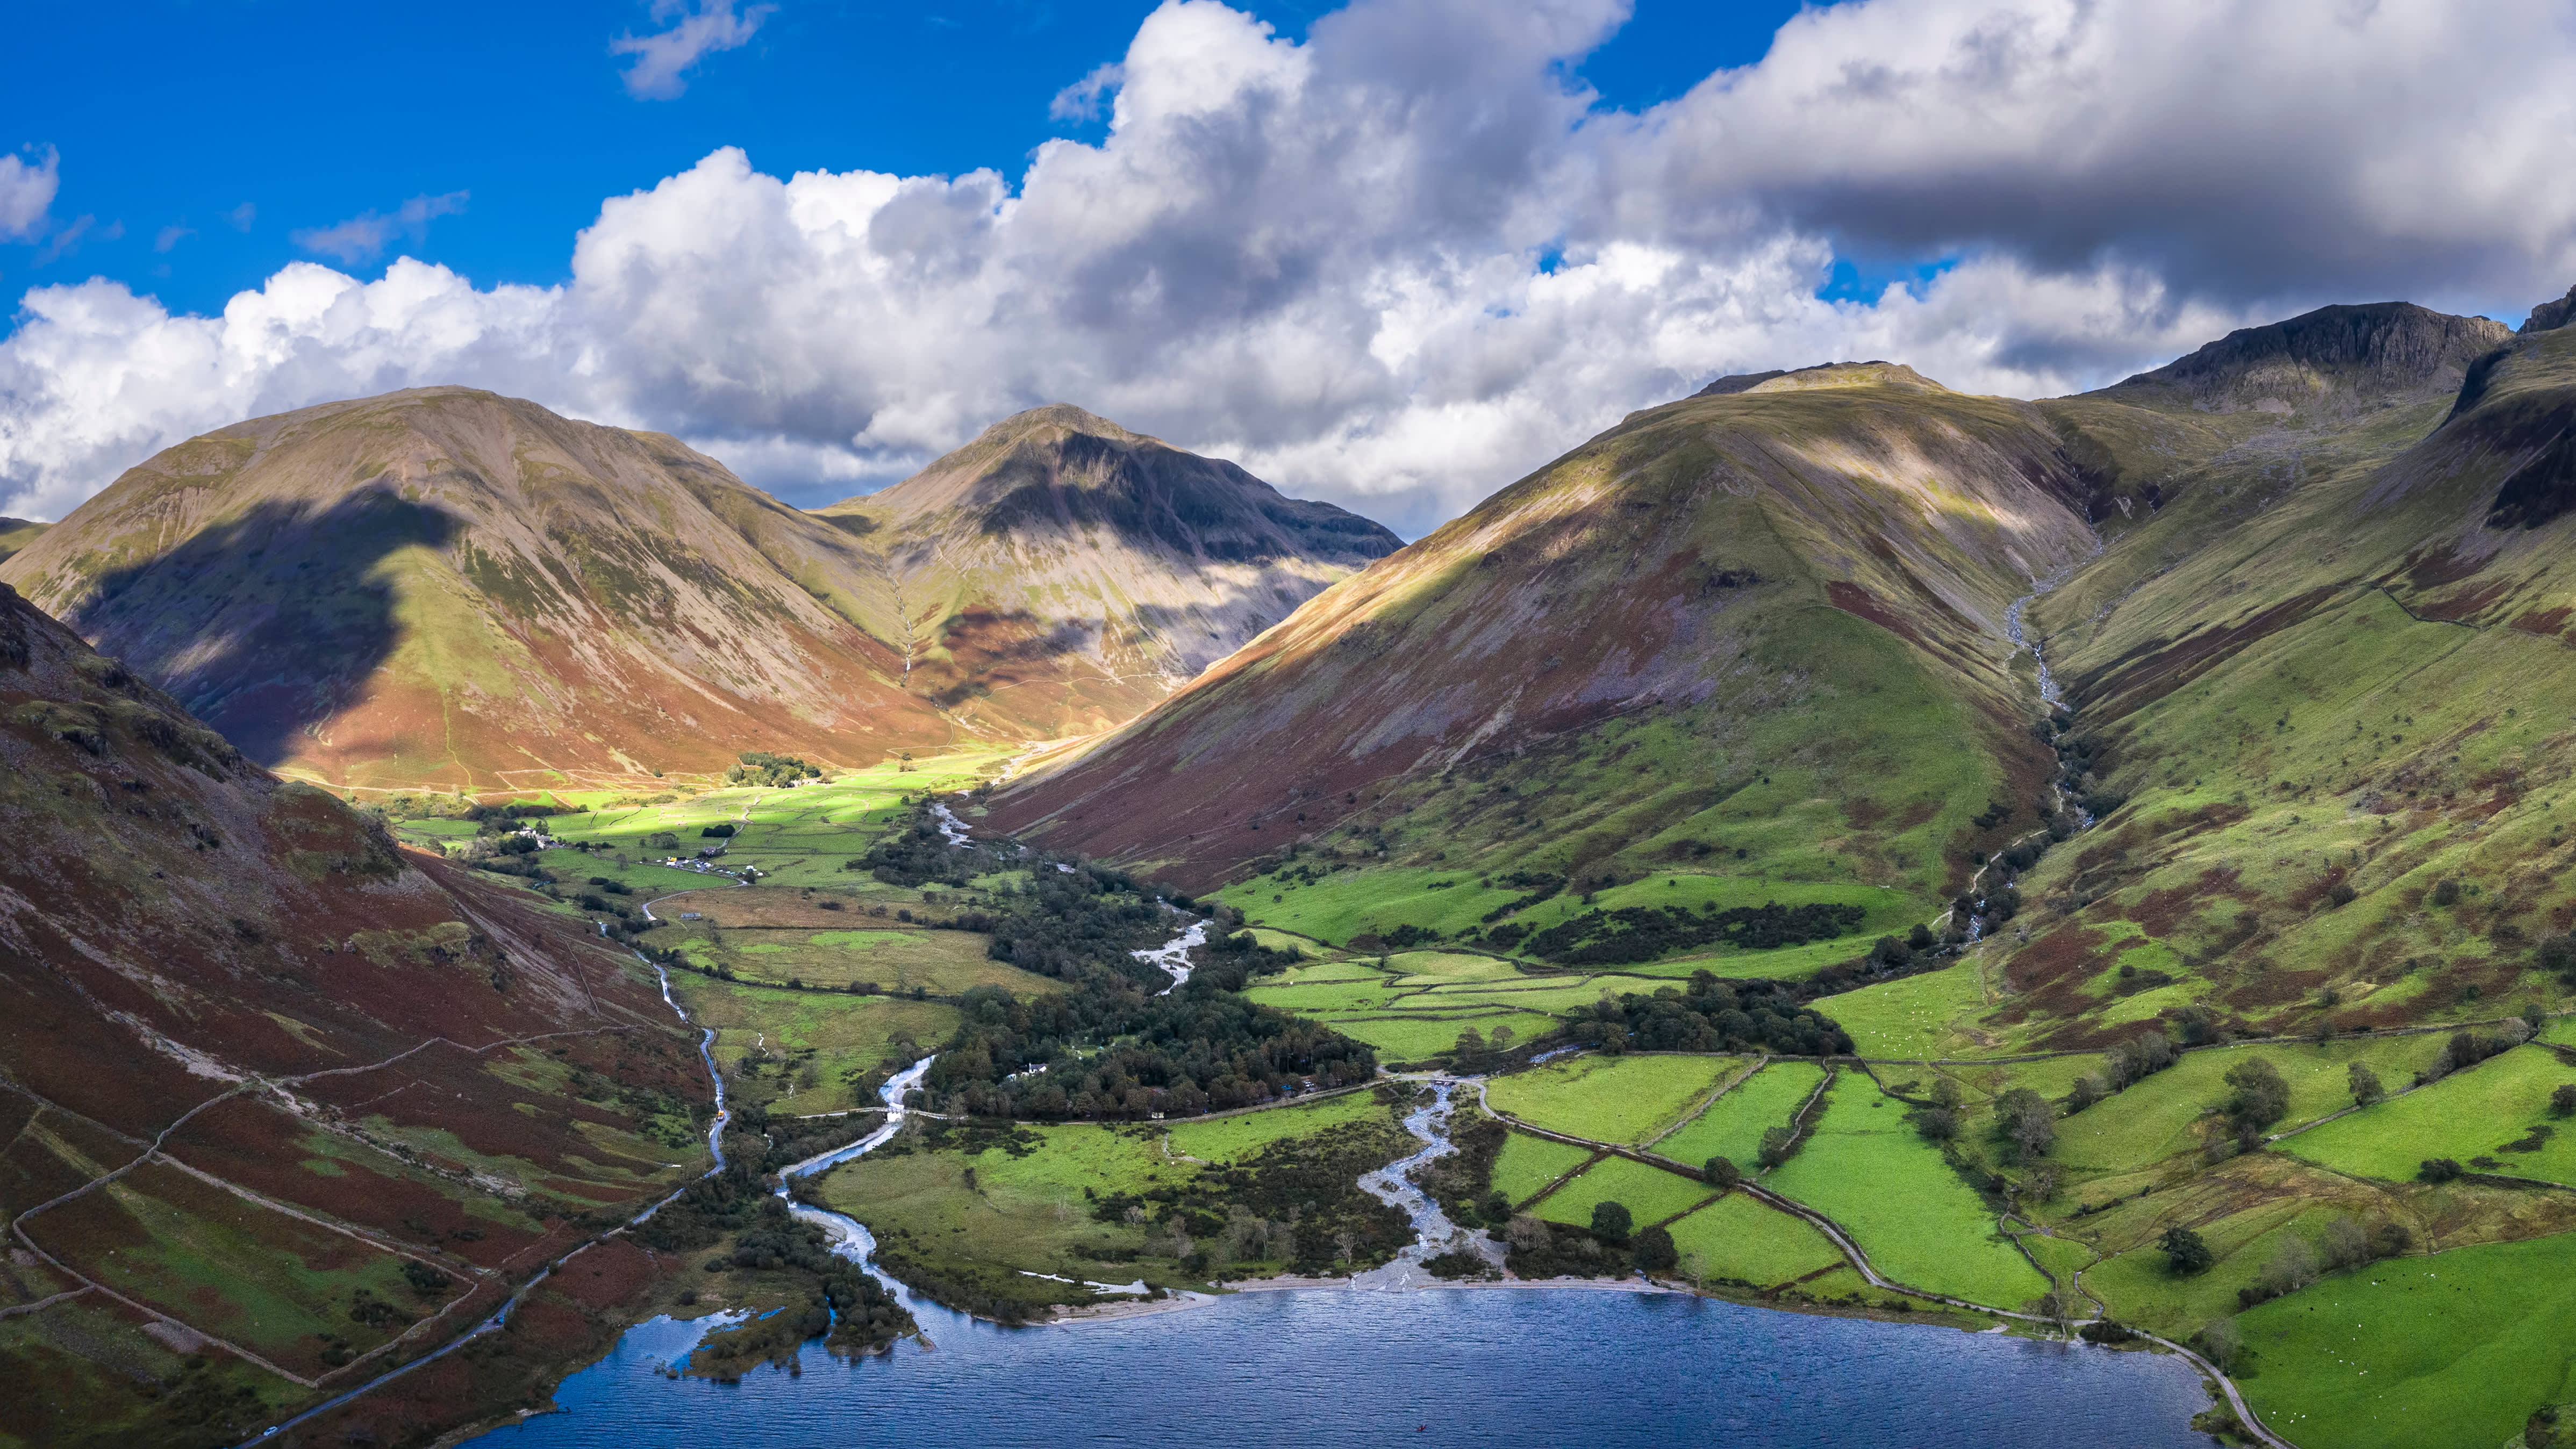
[2431,878,2462,907]
[2417,1157,2465,1183]
[1631,1224,1677,1273]
[2159,1225,2214,1275]
[1992,1088,2055,1161]
[1702,1157,1741,1189]
[1757,1125,1795,1171]
[2222,1057,2289,1140]
[2554,1084,2576,1119]
[2328,881,2358,907]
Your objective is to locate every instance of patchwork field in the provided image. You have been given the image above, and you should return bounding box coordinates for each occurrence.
[1527,1154,1717,1232]
[1484,1055,1740,1145]
[2284,1045,2576,1185]
[1654,1061,1827,1172]
[1761,1077,2049,1308]
[2236,1230,2576,1449]
[1664,1192,1847,1287]
[1490,1132,1601,1208]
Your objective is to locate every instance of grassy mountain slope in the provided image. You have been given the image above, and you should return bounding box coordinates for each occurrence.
[986,366,2101,923]
[1981,317,2576,1047]
[0,518,42,564]
[795,404,1399,739]
[0,580,712,1446]
[0,387,954,791]
[0,393,1392,793]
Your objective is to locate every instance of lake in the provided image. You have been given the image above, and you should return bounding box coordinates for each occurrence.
[469,1285,2221,1448]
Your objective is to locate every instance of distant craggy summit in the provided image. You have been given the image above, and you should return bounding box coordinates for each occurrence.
[2100,301,2510,419]
[0,390,1391,788]
[797,404,1399,735]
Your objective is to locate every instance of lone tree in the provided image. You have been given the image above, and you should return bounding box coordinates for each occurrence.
[2159,1225,2214,1275]
[1993,1087,2056,1162]
[2223,1057,2290,1144]
[1704,1156,1741,1190]
[1757,1125,1797,1171]
[1590,1201,1633,1243]
[2349,1062,2386,1108]
[1631,1224,1678,1273]
[2198,1317,2244,1371]
[2553,1083,2576,1119]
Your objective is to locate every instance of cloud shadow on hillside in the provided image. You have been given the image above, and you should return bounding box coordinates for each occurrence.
[69,487,459,766]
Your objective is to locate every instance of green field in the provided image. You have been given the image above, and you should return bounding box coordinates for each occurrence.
[670,975,961,1112]
[2081,1198,2358,1342]
[1306,1011,1563,1062]
[1812,963,1995,1059]
[1164,1091,1385,1160]
[1762,1078,2048,1307]
[818,1092,1408,1310]
[1491,1132,1600,1207]
[1485,1055,1737,1145]
[1223,864,1924,978]
[2049,1037,2444,1173]
[1665,1192,1845,1287]
[1654,1061,1826,1171]
[2236,1230,2576,1449]
[1529,1154,1716,1232]
[2284,1045,2576,1184]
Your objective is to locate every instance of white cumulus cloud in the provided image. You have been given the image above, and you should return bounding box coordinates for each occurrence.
[5,0,2575,534]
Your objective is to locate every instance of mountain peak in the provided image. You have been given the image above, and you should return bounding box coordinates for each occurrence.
[2103,300,2509,417]
[976,402,1151,446]
[2524,282,2576,335]
[1695,361,1946,398]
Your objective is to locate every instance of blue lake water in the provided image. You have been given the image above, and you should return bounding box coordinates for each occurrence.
[469,1287,2220,1448]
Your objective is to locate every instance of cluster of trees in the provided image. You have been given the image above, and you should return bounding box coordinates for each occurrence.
[2228,1215,2416,1308]
[727,750,822,787]
[1508,900,1869,966]
[981,863,1185,988]
[858,814,985,887]
[1087,1116,1412,1279]
[923,984,1377,1119]
[1550,971,1854,1057]
[2065,1032,2179,1113]
[1498,1200,1678,1279]
[1186,929,1304,991]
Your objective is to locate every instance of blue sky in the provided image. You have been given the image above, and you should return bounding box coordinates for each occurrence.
[5,0,1804,318]
[5,0,2571,531]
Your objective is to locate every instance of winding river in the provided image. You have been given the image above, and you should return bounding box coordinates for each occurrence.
[462,806,2221,1448]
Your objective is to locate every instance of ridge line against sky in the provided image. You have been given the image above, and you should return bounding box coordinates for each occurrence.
[3,0,2574,537]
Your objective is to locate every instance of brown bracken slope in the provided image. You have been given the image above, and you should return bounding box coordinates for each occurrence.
[0,580,712,1446]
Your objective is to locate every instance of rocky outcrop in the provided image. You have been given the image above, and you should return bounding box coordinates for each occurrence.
[2104,302,2511,417]
[2524,283,2576,335]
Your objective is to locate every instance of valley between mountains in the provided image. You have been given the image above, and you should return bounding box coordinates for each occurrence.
[8,285,2576,1449]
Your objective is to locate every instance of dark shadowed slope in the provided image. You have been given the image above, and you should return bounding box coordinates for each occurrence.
[0,581,710,1445]
[791,404,1400,740]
